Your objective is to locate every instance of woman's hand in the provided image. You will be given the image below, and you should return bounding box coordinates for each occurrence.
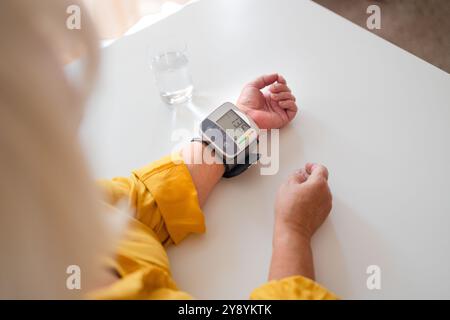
[269,163,333,281]
[236,73,298,129]
[275,163,332,241]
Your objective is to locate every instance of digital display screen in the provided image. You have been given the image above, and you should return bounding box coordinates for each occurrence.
[216,110,250,141]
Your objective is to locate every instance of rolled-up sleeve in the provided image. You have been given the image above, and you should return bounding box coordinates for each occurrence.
[250,276,338,300]
[98,154,205,245]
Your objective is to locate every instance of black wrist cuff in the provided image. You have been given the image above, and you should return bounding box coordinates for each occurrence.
[190,138,259,178]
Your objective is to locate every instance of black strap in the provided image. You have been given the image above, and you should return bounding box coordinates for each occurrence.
[190,138,259,178]
[223,152,260,178]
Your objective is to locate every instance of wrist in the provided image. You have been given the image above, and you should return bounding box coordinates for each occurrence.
[235,101,245,112]
[273,216,314,244]
[236,102,255,124]
[272,226,312,251]
[269,229,315,281]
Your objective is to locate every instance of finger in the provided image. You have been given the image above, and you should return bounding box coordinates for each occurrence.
[290,168,309,184]
[271,92,296,102]
[279,100,298,121]
[305,163,329,181]
[277,74,287,84]
[248,73,279,89]
[270,83,291,93]
[279,100,298,113]
[305,163,314,174]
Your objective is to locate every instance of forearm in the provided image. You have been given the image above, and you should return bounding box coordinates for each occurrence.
[181,141,224,207]
[269,227,315,281]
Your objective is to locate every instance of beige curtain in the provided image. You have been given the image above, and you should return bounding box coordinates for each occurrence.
[83,0,191,40]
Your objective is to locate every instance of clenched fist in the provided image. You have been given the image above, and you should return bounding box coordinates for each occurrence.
[269,163,333,281]
[274,163,332,242]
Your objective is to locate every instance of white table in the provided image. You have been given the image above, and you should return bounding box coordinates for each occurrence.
[78,0,450,299]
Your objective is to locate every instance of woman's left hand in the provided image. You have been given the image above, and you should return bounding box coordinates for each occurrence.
[236,73,298,129]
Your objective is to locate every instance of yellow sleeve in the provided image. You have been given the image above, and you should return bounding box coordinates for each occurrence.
[250,276,338,300]
[98,154,205,245]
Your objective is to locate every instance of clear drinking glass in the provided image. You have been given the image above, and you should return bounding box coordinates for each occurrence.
[150,44,194,105]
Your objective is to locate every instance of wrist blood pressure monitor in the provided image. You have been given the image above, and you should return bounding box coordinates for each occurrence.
[194,102,260,178]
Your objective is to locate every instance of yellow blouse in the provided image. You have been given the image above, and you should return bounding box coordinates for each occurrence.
[91,155,337,300]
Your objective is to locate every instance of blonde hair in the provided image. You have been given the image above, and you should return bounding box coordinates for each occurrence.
[0,0,119,298]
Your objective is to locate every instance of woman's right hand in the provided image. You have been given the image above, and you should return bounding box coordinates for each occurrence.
[269,163,332,281]
[274,163,332,242]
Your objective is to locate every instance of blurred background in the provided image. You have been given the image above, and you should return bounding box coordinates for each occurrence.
[86,0,449,73]
[313,0,450,73]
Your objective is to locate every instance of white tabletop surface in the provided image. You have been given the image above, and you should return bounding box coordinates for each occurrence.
[78,0,450,299]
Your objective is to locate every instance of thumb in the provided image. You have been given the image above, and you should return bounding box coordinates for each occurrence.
[247,73,279,89]
[305,163,329,181]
